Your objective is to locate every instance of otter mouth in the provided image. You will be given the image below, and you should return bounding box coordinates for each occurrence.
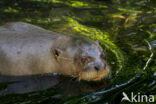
[78,66,110,81]
[78,72,110,81]
[92,73,109,81]
[93,77,103,81]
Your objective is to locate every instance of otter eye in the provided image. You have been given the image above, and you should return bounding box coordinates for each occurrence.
[101,51,106,60]
[81,57,94,63]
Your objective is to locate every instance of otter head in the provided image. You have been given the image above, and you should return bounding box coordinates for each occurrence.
[52,36,110,81]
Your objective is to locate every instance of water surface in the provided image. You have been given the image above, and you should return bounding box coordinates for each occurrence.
[0,0,155,104]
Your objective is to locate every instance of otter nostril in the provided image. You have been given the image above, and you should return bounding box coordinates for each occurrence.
[94,66,100,71]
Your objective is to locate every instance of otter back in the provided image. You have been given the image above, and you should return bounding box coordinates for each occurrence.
[0,22,60,75]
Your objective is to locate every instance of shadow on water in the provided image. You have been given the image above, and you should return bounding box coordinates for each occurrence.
[0,0,156,104]
[0,74,111,103]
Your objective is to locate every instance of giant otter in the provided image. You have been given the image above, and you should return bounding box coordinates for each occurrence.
[0,22,110,81]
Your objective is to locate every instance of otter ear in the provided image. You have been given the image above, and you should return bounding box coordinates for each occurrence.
[53,48,62,61]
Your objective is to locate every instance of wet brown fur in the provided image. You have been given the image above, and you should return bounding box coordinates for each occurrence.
[0,22,110,81]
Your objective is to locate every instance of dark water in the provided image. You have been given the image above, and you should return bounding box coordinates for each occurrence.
[0,0,155,104]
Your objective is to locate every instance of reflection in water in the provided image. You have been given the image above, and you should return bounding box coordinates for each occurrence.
[0,74,111,97]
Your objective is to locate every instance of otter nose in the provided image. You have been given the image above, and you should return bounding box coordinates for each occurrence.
[94,63,106,71]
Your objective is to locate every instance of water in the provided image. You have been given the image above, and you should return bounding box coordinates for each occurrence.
[0,0,155,104]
